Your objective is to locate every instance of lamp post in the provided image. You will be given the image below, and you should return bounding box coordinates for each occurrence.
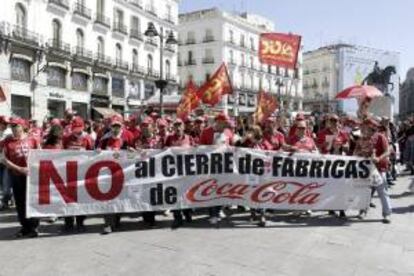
[144,22,177,115]
[276,78,285,112]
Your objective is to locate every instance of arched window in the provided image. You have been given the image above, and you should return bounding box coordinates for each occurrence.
[97,0,105,14]
[52,19,61,47]
[15,3,26,28]
[97,36,105,57]
[132,49,138,69]
[147,54,153,74]
[165,60,171,79]
[115,43,122,62]
[76,29,84,50]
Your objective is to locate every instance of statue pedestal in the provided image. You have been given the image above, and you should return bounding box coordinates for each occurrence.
[368,96,394,119]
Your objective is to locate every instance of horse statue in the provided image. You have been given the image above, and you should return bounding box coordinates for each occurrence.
[362,64,396,95]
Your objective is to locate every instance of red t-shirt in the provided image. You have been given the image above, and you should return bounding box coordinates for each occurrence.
[3,136,39,168]
[373,133,389,172]
[288,136,316,152]
[98,136,125,150]
[263,132,285,151]
[199,127,234,145]
[316,128,349,154]
[165,134,194,147]
[135,135,164,149]
[63,133,93,150]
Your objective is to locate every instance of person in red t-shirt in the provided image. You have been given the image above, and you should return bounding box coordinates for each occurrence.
[125,115,141,144]
[316,114,349,155]
[261,117,286,151]
[3,117,39,238]
[165,119,194,228]
[62,116,93,232]
[199,113,234,146]
[157,118,170,146]
[42,124,63,150]
[287,120,318,153]
[354,118,392,223]
[192,117,206,145]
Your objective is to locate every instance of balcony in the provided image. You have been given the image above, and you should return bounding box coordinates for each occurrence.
[95,53,113,68]
[114,59,129,71]
[73,1,91,20]
[94,13,110,28]
[10,25,40,46]
[185,59,196,66]
[186,38,196,45]
[130,29,143,41]
[128,0,143,9]
[73,46,93,63]
[113,22,127,35]
[145,38,158,47]
[166,74,177,82]
[48,0,69,11]
[145,5,157,17]
[202,57,215,64]
[203,36,215,43]
[164,14,175,24]
[131,64,145,75]
[147,69,160,79]
[48,39,71,56]
[165,44,175,53]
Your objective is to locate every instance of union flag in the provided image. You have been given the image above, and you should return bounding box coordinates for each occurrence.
[197,63,233,107]
[254,90,278,123]
[176,80,200,119]
[259,33,301,69]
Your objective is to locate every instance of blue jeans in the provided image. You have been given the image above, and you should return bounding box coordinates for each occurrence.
[376,172,392,217]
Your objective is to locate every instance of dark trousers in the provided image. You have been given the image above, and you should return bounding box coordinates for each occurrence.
[173,209,192,221]
[209,206,221,218]
[142,212,155,224]
[10,173,39,233]
[64,216,86,227]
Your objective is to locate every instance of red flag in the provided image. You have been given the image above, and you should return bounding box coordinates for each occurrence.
[176,80,200,119]
[259,33,301,69]
[197,63,233,107]
[0,85,6,102]
[254,90,278,123]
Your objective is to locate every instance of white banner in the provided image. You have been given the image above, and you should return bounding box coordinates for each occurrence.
[27,146,377,218]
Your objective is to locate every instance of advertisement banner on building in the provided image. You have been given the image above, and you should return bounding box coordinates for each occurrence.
[27,147,376,218]
[259,33,301,69]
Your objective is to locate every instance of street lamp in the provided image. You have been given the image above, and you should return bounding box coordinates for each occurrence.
[276,78,285,111]
[144,22,177,115]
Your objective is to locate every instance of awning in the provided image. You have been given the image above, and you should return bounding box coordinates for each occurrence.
[92,107,120,118]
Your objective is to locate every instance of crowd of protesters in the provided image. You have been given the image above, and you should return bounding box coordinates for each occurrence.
[0,104,412,238]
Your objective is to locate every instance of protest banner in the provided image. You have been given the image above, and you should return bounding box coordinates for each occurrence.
[27,146,376,217]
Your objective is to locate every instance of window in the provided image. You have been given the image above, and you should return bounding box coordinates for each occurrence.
[76,29,84,50]
[229,50,234,63]
[165,60,171,78]
[250,37,255,50]
[11,95,31,119]
[240,53,245,67]
[47,66,66,88]
[93,77,108,94]
[188,50,193,62]
[97,36,104,56]
[114,9,124,25]
[97,0,105,14]
[250,56,254,69]
[187,31,195,44]
[112,77,125,97]
[52,19,61,44]
[11,58,30,82]
[250,75,254,89]
[115,43,122,62]
[240,34,245,47]
[205,73,210,82]
[48,100,66,119]
[205,29,213,41]
[147,54,153,73]
[15,3,26,28]
[72,72,88,91]
[229,30,234,43]
[132,49,138,68]
[131,16,140,32]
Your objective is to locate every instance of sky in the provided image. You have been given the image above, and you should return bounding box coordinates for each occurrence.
[180,0,413,79]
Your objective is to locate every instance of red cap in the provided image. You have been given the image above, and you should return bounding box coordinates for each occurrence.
[150,112,159,119]
[295,113,305,121]
[0,116,8,124]
[141,117,154,127]
[215,113,230,123]
[71,116,85,132]
[9,117,26,127]
[111,115,123,126]
[50,118,62,126]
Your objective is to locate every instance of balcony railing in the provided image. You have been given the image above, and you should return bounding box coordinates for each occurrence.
[11,25,40,46]
[129,0,143,9]
[147,69,160,79]
[95,53,113,67]
[73,46,93,62]
[131,64,145,75]
[186,38,196,45]
[145,5,157,17]
[145,38,158,47]
[202,57,215,64]
[115,59,129,71]
[48,39,71,55]
[73,1,91,20]
[113,22,127,35]
[185,59,196,66]
[48,0,69,10]
[94,13,110,28]
[203,36,215,43]
[130,29,143,41]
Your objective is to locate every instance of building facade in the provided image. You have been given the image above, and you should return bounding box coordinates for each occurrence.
[399,68,414,119]
[0,0,179,120]
[303,44,400,116]
[178,8,303,115]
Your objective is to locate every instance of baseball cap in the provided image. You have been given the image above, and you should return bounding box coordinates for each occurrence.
[71,116,85,132]
[214,113,230,123]
[9,117,26,127]
[111,115,123,126]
